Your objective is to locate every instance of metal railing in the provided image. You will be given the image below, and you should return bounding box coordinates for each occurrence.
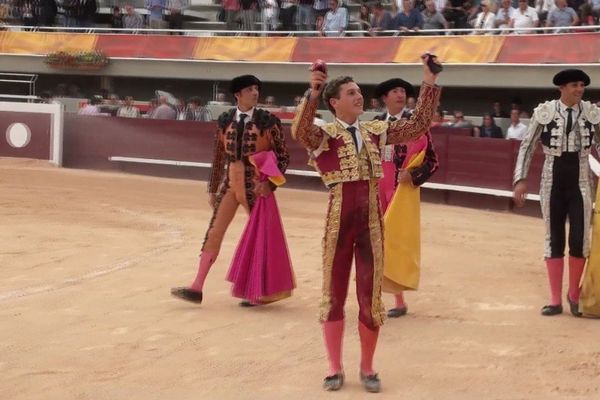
[1,23,600,36]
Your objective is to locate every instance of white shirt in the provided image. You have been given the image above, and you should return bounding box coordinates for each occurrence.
[385,108,408,121]
[473,11,496,32]
[235,107,255,122]
[336,118,363,152]
[536,0,556,13]
[511,6,539,33]
[506,121,528,140]
[495,6,516,27]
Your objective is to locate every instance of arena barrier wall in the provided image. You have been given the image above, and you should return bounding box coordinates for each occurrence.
[1,31,600,64]
[55,114,555,213]
[0,102,64,165]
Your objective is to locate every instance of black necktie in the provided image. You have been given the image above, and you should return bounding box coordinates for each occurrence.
[236,113,247,159]
[565,108,573,134]
[347,126,359,151]
[388,116,397,122]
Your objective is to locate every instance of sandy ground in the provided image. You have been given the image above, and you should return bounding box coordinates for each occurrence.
[1,157,599,400]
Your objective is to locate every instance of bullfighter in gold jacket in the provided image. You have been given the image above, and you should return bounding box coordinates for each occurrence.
[291,57,442,393]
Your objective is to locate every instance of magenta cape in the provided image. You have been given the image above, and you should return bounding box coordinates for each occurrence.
[225,151,295,303]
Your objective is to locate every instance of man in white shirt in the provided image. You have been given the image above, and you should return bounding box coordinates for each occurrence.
[506,108,528,140]
[495,0,516,30]
[510,0,539,33]
[321,0,347,36]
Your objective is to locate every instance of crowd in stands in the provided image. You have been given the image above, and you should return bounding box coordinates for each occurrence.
[1,0,599,34]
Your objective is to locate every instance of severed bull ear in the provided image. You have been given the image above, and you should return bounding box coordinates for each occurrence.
[310,59,328,74]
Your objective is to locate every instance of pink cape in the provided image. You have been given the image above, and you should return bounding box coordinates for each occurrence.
[225,151,295,303]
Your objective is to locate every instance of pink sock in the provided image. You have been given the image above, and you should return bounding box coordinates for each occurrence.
[395,292,406,309]
[189,251,216,292]
[568,256,586,303]
[358,321,379,376]
[545,257,564,306]
[323,320,344,376]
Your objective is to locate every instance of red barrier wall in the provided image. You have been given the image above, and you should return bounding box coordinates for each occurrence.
[0,111,52,160]
[61,116,546,209]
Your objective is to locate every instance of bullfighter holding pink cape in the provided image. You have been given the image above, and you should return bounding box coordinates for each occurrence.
[226,150,296,304]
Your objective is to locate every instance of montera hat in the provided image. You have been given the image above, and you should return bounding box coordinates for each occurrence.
[230,75,262,94]
[374,78,415,99]
[552,69,590,86]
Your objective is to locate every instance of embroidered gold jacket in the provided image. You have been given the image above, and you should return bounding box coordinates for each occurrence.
[291,83,441,187]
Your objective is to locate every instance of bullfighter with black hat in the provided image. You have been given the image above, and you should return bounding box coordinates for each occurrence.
[373,78,439,319]
[171,75,289,307]
[513,69,600,317]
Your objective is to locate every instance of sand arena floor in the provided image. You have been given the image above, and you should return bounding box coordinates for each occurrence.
[1,157,599,400]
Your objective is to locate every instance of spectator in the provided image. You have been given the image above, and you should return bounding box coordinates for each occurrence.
[510,0,539,33]
[472,0,496,33]
[321,0,347,36]
[536,0,557,25]
[240,0,257,31]
[444,0,469,30]
[37,0,58,27]
[222,0,240,31]
[145,98,158,118]
[359,3,371,32]
[443,110,473,128]
[546,0,579,31]
[208,92,232,105]
[474,113,503,138]
[110,6,122,30]
[313,0,328,18]
[406,96,416,112]
[176,98,187,120]
[315,13,325,30]
[394,0,424,32]
[123,4,144,30]
[186,97,212,121]
[279,0,297,31]
[79,95,103,115]
[591,0,600,21]
[296,0,314,31]
[431,108,445,126]
[367,97,384,112]
[100,94,121,116]
[152,95,177,119]
[505,108,528,140]
[117,96,141,118]
[264,95,277,107]
[579,3,596,28]
[145,0,166,29]
[168,0,189,34]
[422,0,449,33]
[261,0,279,32]
[495,0,516,31]
[78,0,96,27]
[370,2,394,35]
[491,101,509,118]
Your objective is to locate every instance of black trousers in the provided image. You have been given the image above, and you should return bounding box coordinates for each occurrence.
[549,152,585,258]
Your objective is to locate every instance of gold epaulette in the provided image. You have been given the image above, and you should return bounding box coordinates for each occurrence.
[360,120,388,136]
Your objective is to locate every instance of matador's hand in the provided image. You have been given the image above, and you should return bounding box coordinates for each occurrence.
[256,181,273,197]
[513,181,527,207]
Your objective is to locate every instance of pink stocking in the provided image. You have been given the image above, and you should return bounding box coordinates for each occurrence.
[545,257,564,306]
[358,321,379,376]
[568,256,586,303]
[190,251,217,292]
[322,320,344,376]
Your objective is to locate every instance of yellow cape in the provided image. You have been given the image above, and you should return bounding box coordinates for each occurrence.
[579,183,600,317]
[382,150,426,293]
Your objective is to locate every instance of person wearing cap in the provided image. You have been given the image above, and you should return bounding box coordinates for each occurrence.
[373,78,439,318]
[171,75,289,307]
[291,56,441,393]
[513,69,600,317]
